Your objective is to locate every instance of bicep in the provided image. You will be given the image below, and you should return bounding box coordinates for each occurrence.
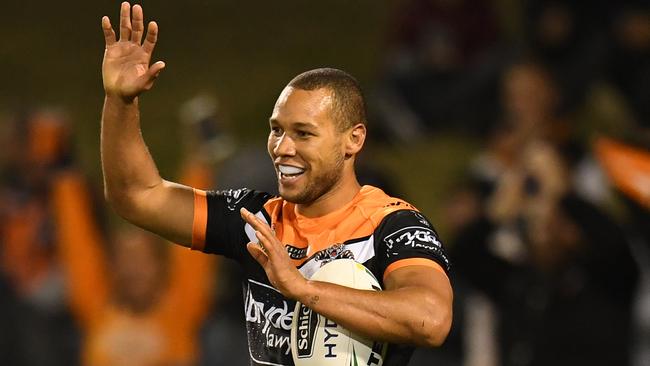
[384,264,453,345]
[384,264,452,303]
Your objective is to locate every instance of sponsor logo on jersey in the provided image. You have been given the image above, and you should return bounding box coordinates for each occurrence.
[245,279,294,364]
[223,188,249,211]
[285,244,308,260]
[294,302,320,358]
[383,226,442,256]
[413,212,431,227]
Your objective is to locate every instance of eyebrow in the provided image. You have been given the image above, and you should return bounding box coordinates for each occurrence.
[269,119,318,129]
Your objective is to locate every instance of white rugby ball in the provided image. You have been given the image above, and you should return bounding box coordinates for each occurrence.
[291,259,388,366]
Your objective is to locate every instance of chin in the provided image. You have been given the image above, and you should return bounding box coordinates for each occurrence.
[279,186,313,205]
[279,190,303,204]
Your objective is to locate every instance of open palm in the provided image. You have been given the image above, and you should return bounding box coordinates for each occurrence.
[102,2,165,102]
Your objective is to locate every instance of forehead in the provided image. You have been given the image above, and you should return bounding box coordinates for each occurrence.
[271,87,335,126]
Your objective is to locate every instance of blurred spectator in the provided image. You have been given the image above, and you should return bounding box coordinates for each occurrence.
[595,136,650,366]
[606,3,650,131]
[469,60,610,207]
[0,110,79,366]
[451,141,639,366]
[443,60,640,365]
[523,0,612,113]
[371,0,507,140]
[51,157,215,366]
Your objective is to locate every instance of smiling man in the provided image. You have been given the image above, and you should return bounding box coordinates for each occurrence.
[100,3,453,365]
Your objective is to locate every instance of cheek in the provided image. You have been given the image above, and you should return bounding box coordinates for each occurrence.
[317,142,344,168]
[267,135,276,157]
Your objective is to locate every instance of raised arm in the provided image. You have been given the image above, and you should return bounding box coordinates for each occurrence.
[101,2,194,246]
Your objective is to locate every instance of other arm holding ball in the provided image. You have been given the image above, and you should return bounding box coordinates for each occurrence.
[241,207,453,347]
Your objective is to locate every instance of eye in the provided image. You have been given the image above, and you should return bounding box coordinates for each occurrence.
[270,126,283,137]
[295,130,312,139]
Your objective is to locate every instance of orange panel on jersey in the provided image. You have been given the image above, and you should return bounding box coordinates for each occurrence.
[192,189,208,251]
[263,186,418,266]
[383,258,447,282]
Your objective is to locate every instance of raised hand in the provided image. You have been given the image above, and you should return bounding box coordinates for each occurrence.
[240,208,307,299]
[102,2,165,102]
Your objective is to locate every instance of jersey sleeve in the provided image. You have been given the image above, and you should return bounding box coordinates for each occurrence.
[192,188,273,261]
[374,210,451,281]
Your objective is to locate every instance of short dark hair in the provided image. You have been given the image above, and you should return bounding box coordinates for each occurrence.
[287,68,367,130]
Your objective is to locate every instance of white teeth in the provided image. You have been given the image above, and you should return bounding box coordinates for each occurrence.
[278,165,305,175]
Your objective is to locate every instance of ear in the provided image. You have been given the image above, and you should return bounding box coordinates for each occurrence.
[344,123,366,158]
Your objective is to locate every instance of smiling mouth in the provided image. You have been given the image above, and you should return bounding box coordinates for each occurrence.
[277,164,305,180]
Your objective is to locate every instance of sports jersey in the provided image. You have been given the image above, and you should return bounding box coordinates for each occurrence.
[192,185,450,366]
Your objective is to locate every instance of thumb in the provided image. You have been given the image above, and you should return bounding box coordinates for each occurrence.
[247,242,269,267]
[147,61,166,79]
[139,61,166,91]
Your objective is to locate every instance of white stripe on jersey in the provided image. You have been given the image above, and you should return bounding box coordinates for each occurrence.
[244,211,270,244]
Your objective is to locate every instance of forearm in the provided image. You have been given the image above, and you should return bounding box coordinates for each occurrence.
[100,95,195,245]
[100,95,163,218]
[241,210,454,347]
[296,279,452,347]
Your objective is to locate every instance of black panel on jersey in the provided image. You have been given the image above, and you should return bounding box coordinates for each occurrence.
[371,210,450,366]
[204,189,274,260]
[374,210,451,278]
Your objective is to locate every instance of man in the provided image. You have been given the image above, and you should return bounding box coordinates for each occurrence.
[100,3,453,365]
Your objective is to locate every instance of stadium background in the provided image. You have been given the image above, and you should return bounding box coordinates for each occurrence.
[0,0,648,365]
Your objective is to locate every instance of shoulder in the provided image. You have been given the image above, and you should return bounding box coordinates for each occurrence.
[355,185,418,226]
[362,190,451,275]
[376,209,440,246]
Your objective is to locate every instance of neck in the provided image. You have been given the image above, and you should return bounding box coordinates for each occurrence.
[296,172,361,218]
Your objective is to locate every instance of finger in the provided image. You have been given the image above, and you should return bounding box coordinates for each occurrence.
[131,4,144,44]
[241,208,283,255]
[240,208,274,235]
[247,242,269,267]
[255,230,280,257]
[101,16,116,46]
[142,21,159,54]
[240,207,259,227]
[139,61,166,90]
[148,61,166,76]
[119,2,132,42]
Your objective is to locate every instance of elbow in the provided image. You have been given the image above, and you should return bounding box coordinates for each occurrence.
[417,294,453,347]
[104,185,142,223]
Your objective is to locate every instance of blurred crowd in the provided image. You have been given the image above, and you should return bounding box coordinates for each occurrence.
[1,0,649,365]
[372,1,650,366]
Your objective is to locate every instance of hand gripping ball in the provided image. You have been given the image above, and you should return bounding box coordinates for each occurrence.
[291,259,388,366]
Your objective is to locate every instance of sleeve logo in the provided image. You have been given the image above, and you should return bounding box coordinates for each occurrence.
[383,226,442,257]
[223,188,249,211]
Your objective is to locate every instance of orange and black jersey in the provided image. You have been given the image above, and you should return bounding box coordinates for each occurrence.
[192,185,450,366]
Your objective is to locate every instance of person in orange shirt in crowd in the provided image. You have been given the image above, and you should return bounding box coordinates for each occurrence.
[51,135,215,366]
[0,111,79,366]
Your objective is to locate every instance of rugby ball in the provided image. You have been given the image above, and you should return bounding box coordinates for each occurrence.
[291,259,388,366]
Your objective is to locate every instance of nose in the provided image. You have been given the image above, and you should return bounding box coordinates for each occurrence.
[272,132,296,157]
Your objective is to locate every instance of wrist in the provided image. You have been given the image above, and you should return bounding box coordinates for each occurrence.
[294,279,319,308]
[105,93,138,105]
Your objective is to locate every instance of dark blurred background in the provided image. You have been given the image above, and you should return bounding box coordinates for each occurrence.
[1,0,649,365]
